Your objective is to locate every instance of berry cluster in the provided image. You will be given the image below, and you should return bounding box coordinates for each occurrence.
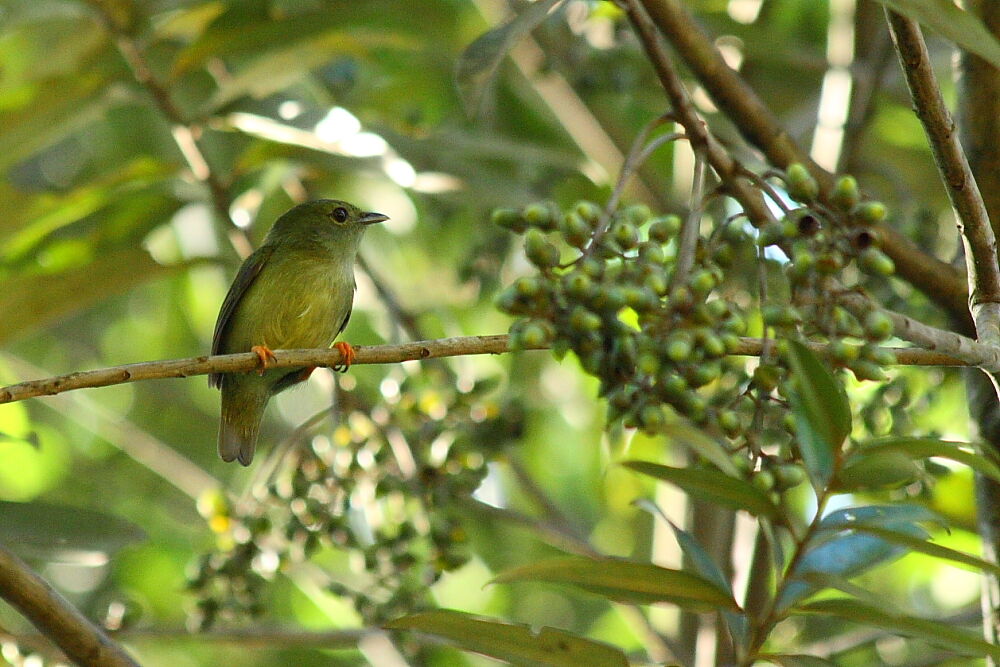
[494,199,749,435]
[188,370,520,629]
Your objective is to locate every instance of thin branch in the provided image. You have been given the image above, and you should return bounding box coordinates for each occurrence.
[885,11,1000,346]
[636,0,969,317]
[671,150,706,287]
[622,0,775,229]
[0,543,139,667]
[0,334,987,406]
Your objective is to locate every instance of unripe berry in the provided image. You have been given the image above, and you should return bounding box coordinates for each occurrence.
[524,229,560,268]
[858,247,895,276]
[850,360,888,382]
[752,364,781,392]
[689,269,717,295]
[867,347,897,366]
[718,410,742,437]
[758,221,784,247]
[564,272,593,299]
[649,215,682,242]
[724,219,750,245]
[752,469,775,492]
[644,271,668,296]
[786,163,819,202]
[514,276,542,298]
[863,310,894,341]
[657,371,688,398]
[579,257,604,279]
[611,220,639,250]
[492,207,526,233]
[856,201,887,226]
[624,204,652,225]
[664,331,694,362]
[569,306,602,333]
[830,340,860,364]
[832,175,860,211]
[774,464,806,489]
[522,202,556,229]
[519,321,551,348]
[639,405,665,433]
[561,211,592,248]
[574,201,602,227]
[638,241,666,265]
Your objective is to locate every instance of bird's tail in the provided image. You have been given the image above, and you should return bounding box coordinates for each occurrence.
[218,381,269,466]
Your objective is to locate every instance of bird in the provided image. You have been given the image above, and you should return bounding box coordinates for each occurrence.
[209,199,388,465]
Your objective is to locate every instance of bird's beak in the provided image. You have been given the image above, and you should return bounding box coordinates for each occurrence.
[359,211,389,225]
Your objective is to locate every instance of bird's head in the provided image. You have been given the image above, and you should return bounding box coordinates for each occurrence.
[266,199,389,247]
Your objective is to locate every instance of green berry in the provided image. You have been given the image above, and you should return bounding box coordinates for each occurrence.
[718,410,742,437]
[752,469,775,492]
[564,272,593,299]
[520,321,551,348]
[492,207,526,233]
[850,360,888,382]
[644,271,668,296]
[701,333,727,358]
[864,310,894,341]
[579,257,604,279]
[569,306,602,333]
[724,220,750,245]
[561,211,592,248]
[664,332,694,362]
[522,203,555,229]
[649,215,682,242]
[668,286,694,312]
[611,220,639,250]
[687,360,722,387]
[867,346,897,366]
[574,201,602,226]
[638,241,666,265]
[624,204,652,225]
[639,405,665,433]
[774,464,805,490]
[858,247,895,276]
[758,221,784,247]
[832,175,860,211]
[657,372,688,398]
[786,163,819,202]
[752,364,781,392]
[524,229,560,268]
[689,269,717,295]
[856,201,887,226]
[830,340,860,364]
[514,276,542,298]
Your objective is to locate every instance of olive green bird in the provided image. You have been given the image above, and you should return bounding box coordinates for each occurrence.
[209,200,387,465]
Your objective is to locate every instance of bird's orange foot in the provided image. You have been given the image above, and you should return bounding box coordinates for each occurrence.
[251,345,277,375]
[332,341,355,373]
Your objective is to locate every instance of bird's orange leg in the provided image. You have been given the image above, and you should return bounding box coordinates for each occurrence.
[251,345,277,375]
[332,341,356,372]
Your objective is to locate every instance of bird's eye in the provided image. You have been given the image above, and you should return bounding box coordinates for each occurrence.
[331,207,349,223]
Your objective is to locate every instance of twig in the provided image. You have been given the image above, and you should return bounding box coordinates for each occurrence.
[670,150,706,288]
[621,0,775,229]
[0,334,987,406]
[885,11,1000,346]
[0,543,139,667]
[636,0,969,317]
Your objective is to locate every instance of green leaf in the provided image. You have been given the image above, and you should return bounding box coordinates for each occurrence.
[756,654,837,667]
[455,0,565,115]
[0,246,183,345]
[854,525,1000,577]
[785,339,850,487]
[491,557,740,612]
[835,449,922,491]
[385,610,628,667]
[0,500,145,563]
[622,461,778,518]
[776,505,933,612]
[796,597,1000,659]
[660,422,741,476]
[876,0,1000,70]
[846,437,1000,484]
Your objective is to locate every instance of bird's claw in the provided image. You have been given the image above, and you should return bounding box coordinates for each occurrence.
[251,345,277,375]
[332,341,355,372]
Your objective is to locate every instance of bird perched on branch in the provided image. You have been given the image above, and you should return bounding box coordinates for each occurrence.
[209,199,387,465]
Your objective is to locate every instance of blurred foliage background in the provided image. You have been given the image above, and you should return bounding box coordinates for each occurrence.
[0,0,992,665]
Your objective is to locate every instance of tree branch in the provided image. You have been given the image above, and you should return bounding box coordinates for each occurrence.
[0,543,138,667]
[636,0,969,317]
[885,11,1000,346]
[0,334,986,406]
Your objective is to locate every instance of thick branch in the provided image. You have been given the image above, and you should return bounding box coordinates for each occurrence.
[0,335,981,406]
[637,0,968,317]
[885,11,1000,345]
[0,543,138,667]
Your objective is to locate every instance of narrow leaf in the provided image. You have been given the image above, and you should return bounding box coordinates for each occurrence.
[386,610,628,667]
[0,500,145,562]
[796,598,1000,659]
[854,525,1000,577]
[660,422,741,476]
[785,340,850,488]
[835,449,922,491]
[877,0,1000,69]
[818,504,943,533]
[847,437,1000,484]
[491,557,740,612]
[455,0,565,115]
[622,461,778,518]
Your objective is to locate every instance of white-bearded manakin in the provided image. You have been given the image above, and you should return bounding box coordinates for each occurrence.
[209,199,388,465]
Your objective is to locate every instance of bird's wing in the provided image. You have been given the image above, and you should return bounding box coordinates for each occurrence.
[209,244,276,388]
[335,304,353,338]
